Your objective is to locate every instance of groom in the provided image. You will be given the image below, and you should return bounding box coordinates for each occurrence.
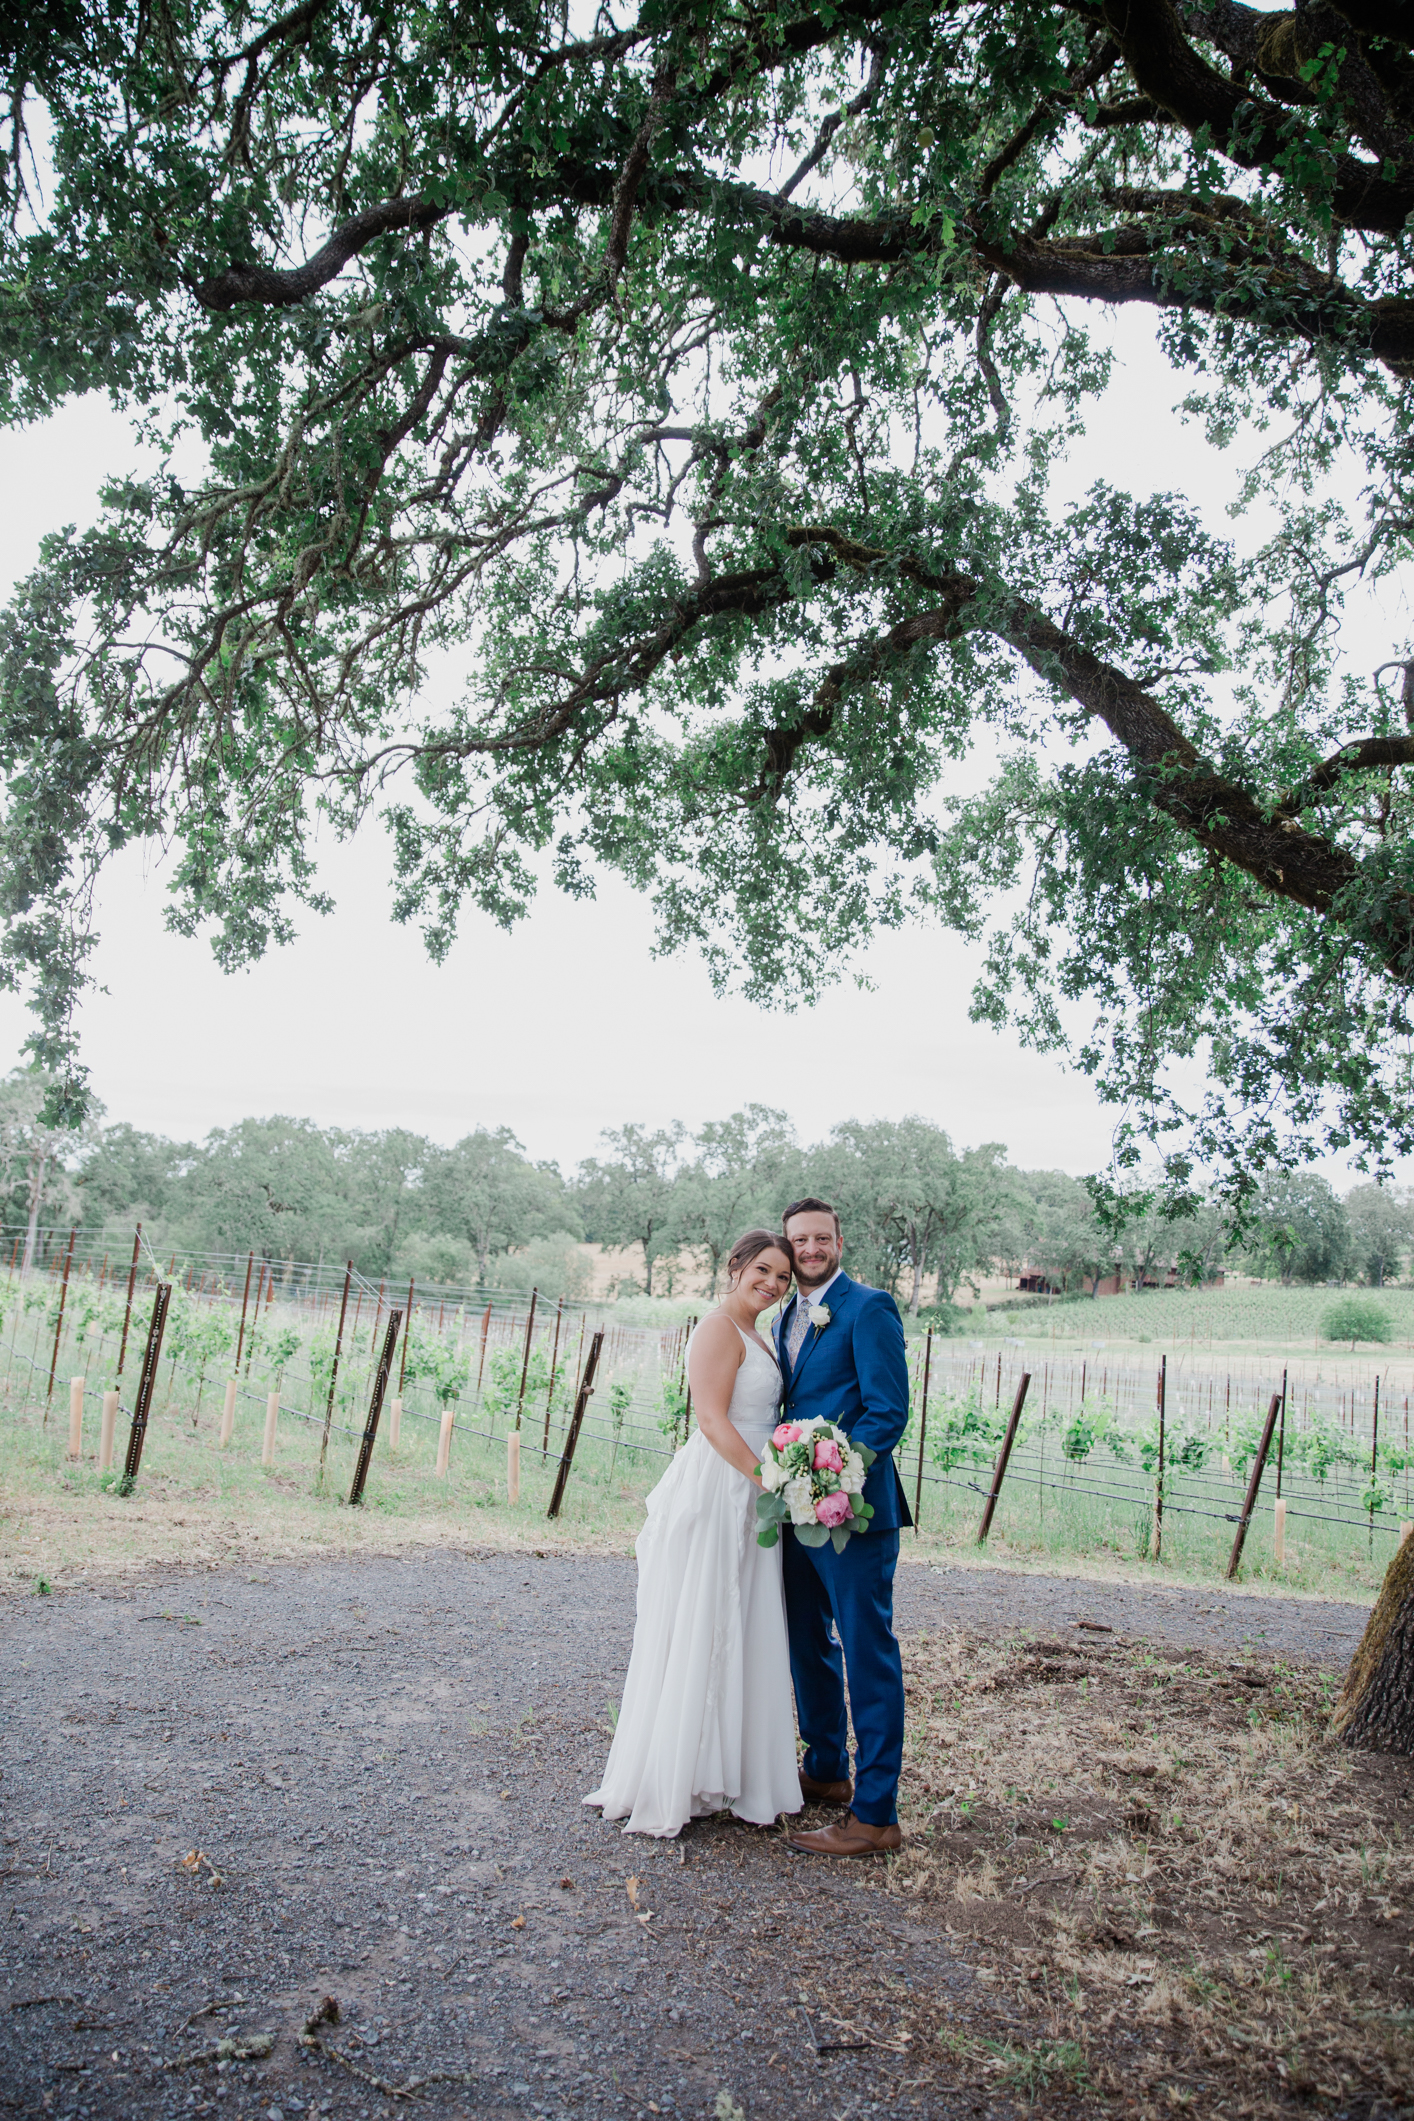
[774,1197,911,1857]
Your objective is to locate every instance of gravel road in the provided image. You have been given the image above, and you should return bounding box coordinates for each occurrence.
[0,1550,1368,2121]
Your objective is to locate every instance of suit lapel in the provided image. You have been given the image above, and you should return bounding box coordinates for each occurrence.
[790,1274,852,1387]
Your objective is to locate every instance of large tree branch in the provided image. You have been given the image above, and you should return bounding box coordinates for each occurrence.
[781,526,1413,974]
[972,214,1414,376]
[606,65,676,291]
[1275,736,1414,817]
[1099,0,1414,231]
[192,196,448,310]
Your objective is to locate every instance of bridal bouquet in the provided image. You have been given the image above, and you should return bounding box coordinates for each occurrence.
[755,1417,876,1553]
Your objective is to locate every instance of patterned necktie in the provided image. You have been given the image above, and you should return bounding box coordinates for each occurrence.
[787,1297,813,1366]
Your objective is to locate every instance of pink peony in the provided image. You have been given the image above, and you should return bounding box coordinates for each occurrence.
[815,1491,852,1528]
[772,1422,804,1447]
[812,1438,843,1472]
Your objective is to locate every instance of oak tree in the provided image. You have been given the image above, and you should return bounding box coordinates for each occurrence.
[2,0,1413,1210]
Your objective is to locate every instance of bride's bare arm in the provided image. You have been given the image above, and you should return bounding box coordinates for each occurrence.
[688,1316,766,1486]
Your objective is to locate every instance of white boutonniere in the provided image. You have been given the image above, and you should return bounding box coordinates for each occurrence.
[807,1303,832,1329]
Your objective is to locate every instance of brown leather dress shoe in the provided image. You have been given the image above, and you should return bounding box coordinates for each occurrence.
[798,1772,854,1806]
[788,1812,902,1857]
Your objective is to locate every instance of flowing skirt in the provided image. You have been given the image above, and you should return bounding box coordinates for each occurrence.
[585,1428,801,1837]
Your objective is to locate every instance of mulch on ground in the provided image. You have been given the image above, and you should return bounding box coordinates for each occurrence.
[0,1551,1404,2121]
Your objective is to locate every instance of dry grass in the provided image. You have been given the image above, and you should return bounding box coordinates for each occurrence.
[0,1396,656,1593]
[878,1629,1414,2116]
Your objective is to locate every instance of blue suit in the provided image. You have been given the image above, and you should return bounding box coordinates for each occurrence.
[773,1274,911,1827]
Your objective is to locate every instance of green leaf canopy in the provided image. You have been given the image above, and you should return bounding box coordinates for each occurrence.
[3,0,1414,1199]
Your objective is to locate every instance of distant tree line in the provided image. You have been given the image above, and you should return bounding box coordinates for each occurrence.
[0,1069,1409,1308]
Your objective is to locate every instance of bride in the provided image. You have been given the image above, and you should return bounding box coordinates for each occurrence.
[585,1230,803,1838]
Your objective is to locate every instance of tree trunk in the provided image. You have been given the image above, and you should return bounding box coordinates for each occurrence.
[22,1151,46,1273]
[1331,1534,1414,1754]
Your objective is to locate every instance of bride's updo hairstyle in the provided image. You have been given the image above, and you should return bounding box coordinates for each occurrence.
[726,1229,792,1285]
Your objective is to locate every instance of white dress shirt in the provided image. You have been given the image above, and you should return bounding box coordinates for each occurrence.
[786,1268,843,1363]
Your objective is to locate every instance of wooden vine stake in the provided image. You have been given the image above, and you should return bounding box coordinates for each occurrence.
[262,1391,281,1467]
[67,1376,84,1461]
[99,1389,119,1471]
[506,1430,521,1504]
[219,1377,238,1449]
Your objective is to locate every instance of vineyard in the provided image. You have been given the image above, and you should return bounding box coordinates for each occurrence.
[0,1233,690,1578]
[1,1227,1409,1600]
[900,1343,1413,1601]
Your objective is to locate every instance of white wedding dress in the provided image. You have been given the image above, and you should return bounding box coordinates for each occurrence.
[585,1323,802,1837]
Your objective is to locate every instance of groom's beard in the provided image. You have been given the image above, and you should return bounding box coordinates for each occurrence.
[793,1257,840,1291]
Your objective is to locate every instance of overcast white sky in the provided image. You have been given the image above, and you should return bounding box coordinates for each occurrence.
[0,314,1402,1179]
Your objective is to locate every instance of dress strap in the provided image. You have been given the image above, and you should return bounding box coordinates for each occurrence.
[732,1319,780,1368]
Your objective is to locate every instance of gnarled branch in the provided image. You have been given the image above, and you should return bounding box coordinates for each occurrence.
[1274,735,1414,817]
[192,196,448,311]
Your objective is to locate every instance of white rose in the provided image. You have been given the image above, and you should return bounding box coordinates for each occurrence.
[808,1303,832,1327]
[841,1451,866,1494]
[786,1475,818,1525]
[759,1456,788,1493]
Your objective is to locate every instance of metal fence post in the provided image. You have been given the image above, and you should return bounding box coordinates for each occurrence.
[1226,1392,1282,1580]
[44,1227,76,1419]
[547,1330,604,1520]
[1370,1372,1381,1546]
[977,1372,1031,1544]
[350,1310,402,1506]
[243,1259,267,1373]
[318,1263,352,1488]
[116,1223,142,1379]
[1153,1354,1166,1561]
[398,1278,414,1396]
[234,1251,255,1372]
[542,1294,564,1457]
[120,1283,172,1487]
[515,1288,538,1431]
[913,1327,934,1533]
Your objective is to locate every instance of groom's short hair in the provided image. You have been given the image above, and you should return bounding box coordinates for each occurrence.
[782,1196,841,1238]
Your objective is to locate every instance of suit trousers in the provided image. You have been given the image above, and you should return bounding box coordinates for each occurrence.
[782,1525,904,1827]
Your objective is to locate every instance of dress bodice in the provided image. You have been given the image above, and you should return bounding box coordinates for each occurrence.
[688,1320,781,1446]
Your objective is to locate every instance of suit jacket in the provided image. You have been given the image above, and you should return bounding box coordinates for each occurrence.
[773,1272,913,1531]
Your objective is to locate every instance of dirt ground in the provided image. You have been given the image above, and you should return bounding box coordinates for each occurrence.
[0,1553,1408,2121]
